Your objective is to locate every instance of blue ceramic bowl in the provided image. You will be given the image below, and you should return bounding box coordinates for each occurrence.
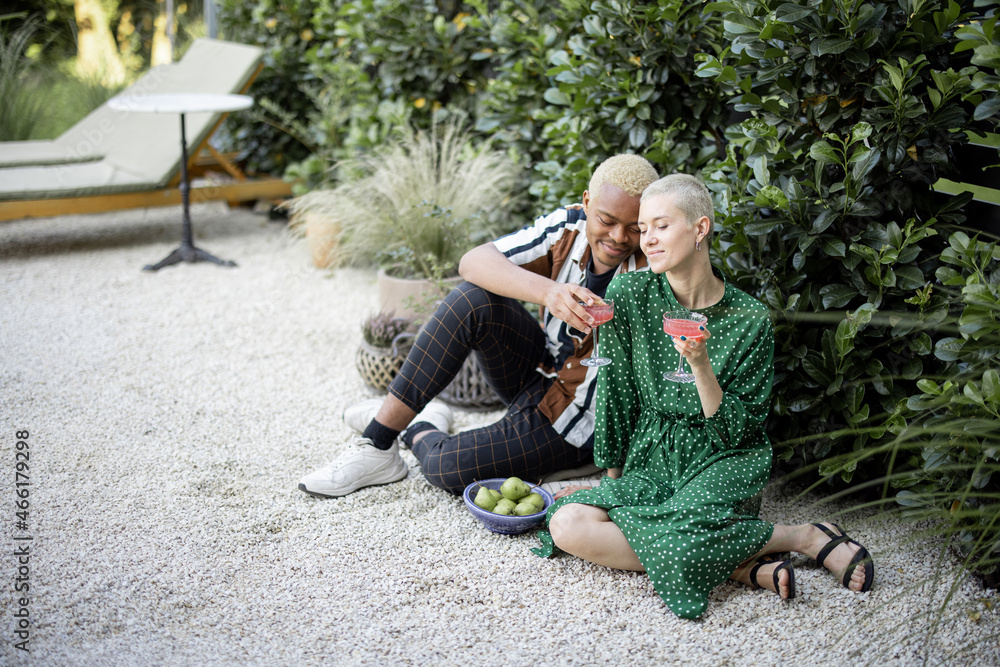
[463,478,555,535]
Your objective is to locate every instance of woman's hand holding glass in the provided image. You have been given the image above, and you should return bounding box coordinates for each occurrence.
[669,324,712,373]
[663,310,709,383]
[668,321,724,417]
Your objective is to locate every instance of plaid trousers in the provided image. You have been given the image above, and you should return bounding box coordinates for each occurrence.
[390,282,593,495]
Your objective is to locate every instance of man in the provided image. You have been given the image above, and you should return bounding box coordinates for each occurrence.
[298,154,659,497]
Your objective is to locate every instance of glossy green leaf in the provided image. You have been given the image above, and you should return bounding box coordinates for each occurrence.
[811,37,854,56]
[821,238,847,257]
[775,4,815,22]
[809,141,839,163]
[543,88,571,106]
[820,284,858,309]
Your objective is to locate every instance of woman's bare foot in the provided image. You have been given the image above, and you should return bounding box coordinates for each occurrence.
[732,557,795,599]
[803,523,873,592]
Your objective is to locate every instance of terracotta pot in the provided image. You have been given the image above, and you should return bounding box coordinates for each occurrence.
[377,267,462,321]
[300,212,339,268]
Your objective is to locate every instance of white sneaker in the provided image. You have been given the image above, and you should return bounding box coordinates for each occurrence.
[298,437,407,498]
[411,399,454,433]
[342,398,384,433]
[343,398,455,435]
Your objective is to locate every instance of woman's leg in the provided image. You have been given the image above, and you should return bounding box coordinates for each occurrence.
[548,501,795,597]
[548,448,776,618]
[748,523,871,591]
[548,503,644,571]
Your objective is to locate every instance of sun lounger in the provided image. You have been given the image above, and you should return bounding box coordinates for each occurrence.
[0,38,292,222]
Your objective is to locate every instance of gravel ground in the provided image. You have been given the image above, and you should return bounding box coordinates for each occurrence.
[1,202,997,666]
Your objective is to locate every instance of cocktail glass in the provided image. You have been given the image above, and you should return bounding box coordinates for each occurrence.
[662,309,707,382]
[580,299,615,367]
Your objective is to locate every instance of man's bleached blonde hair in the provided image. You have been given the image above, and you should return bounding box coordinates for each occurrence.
[588,154,659,205]
[641,173,715,236]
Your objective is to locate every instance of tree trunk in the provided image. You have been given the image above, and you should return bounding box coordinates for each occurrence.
[74,0,127,86]
[151,0,173,65]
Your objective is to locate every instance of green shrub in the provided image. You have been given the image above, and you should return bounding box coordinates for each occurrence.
[886,231,1000,584]
[217,0,495,178]
[473,0,732,211]
[317,0,489,116]
[695,0,999,581]
[954,14,1000,126]
[217,0,734,212]
[696,0,992,470]
[216,0,323,174]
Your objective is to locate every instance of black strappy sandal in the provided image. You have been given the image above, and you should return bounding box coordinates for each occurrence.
[749,555,796,600]
[813,522,875,592]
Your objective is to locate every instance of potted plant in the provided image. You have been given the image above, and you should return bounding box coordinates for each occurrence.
[355,311,417,392]
[285,116,520,320]
[354,308,502,407]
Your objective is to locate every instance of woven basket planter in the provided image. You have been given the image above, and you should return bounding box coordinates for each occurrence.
[355,334,415,392]
[355,332,502,410]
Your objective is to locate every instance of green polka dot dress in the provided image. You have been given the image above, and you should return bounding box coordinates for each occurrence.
[532,269,776,619]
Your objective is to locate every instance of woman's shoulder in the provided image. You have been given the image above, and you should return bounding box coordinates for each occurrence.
[610,268,657,291]
[718,279,773,335]
[607,271,661,308]
[723,279,769,314]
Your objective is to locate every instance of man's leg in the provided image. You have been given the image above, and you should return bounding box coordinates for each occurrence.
[299,283,547,497]
[407,376,593,495]
[389,281,548,415]
[348,282,548,437]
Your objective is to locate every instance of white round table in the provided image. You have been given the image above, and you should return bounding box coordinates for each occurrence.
[107,93,254,271]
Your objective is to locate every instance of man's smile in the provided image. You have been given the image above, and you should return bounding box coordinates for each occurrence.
[601,241,630,256]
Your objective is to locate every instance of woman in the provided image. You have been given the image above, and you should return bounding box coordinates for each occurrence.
[532,173,874,619]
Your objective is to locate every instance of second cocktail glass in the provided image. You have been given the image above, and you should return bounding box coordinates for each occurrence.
[580,299,615,367]
[662,309,707,382]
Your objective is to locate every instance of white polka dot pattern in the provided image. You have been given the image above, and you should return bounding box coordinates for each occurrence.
[533,270,777,619]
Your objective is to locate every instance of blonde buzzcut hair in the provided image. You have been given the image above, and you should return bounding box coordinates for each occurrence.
[641,173,715,235]
[588,154,659,205]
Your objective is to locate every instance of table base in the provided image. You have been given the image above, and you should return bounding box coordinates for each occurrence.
[143,242,237,272]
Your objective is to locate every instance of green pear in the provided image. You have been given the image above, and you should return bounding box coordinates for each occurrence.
[493,498,517,515]
[488,489,503,503]
[514,501,540,516]
[521,492,545,511]
[473,486,498,511]
[500,476,531,501]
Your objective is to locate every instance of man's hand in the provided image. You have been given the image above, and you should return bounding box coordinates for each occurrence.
[459,242,604,333]
[544,282,601,333]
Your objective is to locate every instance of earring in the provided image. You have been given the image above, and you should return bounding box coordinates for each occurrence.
[696,238,702,251]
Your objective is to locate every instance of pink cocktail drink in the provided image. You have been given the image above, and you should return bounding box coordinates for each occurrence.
[663,317,704,340]
[585,303,615,326]
[581,299,615,367]
[662,310,707,383]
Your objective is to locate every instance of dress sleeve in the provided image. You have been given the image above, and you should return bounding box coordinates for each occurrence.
[701,310,774,451]
[593,278,641,469]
